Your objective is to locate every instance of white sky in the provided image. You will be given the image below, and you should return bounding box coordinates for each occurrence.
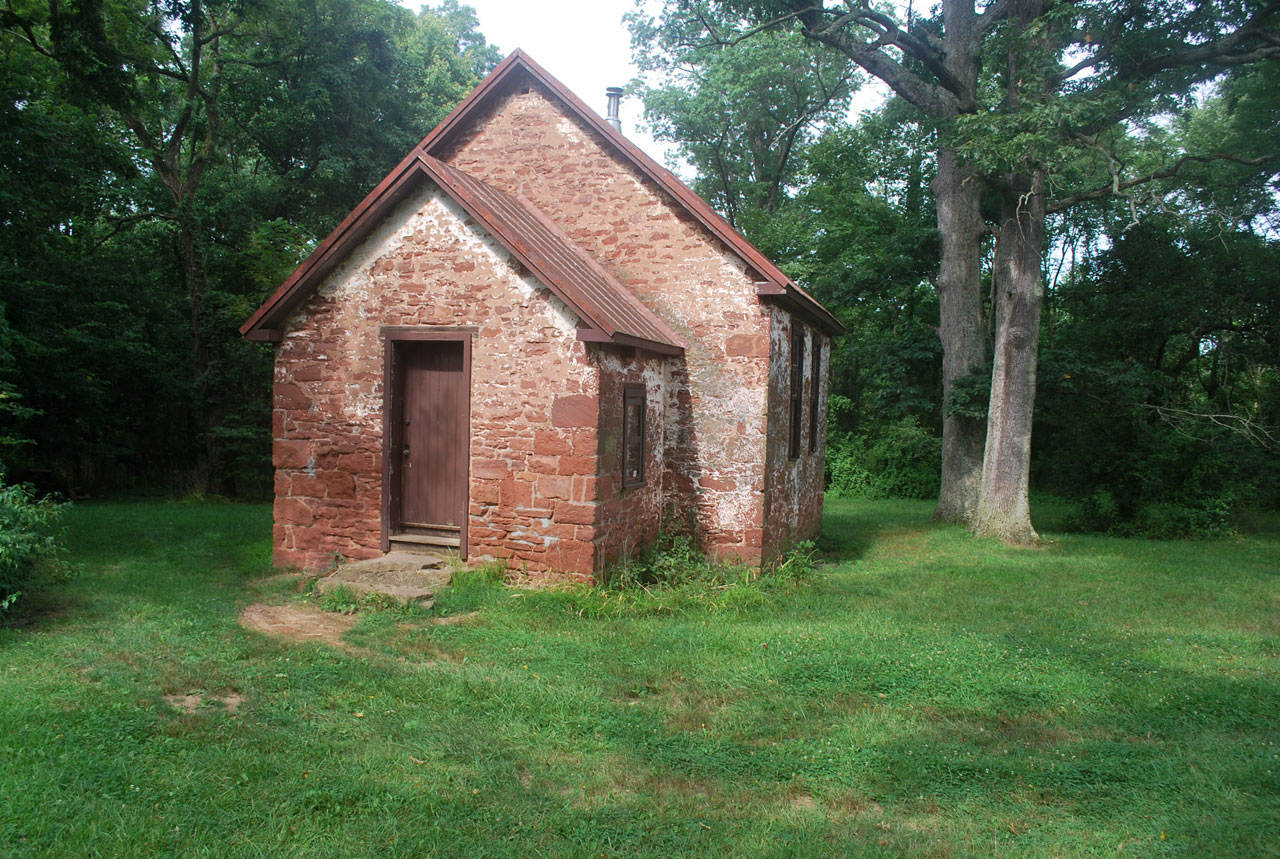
[405,0,889,171]
[415,0,670,162]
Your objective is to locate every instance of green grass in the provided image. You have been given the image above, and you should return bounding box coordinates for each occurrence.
[1,498,1277,857]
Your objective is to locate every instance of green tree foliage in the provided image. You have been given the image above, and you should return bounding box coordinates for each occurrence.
[792,105,940,428]
[628,4,856,231]
[1036,220,1279,535]
[0,0,497,495]
[638,0,1279,533]
[1031,67,1280,534]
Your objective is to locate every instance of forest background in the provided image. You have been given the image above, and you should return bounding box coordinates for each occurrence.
[1,0,1277,574]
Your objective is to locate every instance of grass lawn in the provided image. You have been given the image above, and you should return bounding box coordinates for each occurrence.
[1,498,1277,857]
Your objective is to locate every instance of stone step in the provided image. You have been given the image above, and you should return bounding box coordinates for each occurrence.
[317,551,453,605]
[391,533,461,548]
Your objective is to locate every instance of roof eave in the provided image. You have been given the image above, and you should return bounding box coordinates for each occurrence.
[240,149,428,337]
[577,328,684,356]
[761,287,846,337]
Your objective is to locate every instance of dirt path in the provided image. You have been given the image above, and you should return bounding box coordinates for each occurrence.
[239,603,358,649]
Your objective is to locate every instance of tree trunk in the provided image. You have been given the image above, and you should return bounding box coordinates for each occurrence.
[972,170,1045,544]
[932,145,988,523]
[178,210,217,493]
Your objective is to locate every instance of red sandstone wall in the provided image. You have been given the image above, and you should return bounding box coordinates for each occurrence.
[442,86,772,564]
[593,351,667,567]
[762,309,828,565]
[273,184,604,574]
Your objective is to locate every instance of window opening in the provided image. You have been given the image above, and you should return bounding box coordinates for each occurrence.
[809,335,821,453]
[622,384,646,487]
[789,325,804,459]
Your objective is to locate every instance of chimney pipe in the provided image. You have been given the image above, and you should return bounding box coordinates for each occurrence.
[605,86,624,133]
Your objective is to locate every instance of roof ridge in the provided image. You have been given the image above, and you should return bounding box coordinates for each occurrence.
[242,50,841,341]
[415,50,842,335]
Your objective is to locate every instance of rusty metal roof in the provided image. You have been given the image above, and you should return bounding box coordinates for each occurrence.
[240,151,683,354]
[417,50,843,336]
[422,156,684,353]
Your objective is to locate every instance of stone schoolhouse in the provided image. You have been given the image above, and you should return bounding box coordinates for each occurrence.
[241,50,844,578]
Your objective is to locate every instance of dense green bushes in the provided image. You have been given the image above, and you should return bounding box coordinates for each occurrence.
[827,417,941,500]
[1035,222,1279,538]
[0,469,70,615]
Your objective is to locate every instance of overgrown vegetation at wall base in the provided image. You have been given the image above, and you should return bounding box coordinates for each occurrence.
[591,531,818,617]
[1,499,1277,856]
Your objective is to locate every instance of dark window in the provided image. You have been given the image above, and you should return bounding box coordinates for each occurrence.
[789,325,804,459]
[809,335,822,453]
[622,384,646,487]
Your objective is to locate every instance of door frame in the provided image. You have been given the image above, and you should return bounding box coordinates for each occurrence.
[380,326,474,557]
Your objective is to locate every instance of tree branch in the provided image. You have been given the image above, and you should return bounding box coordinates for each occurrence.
[976,0,1011,37]
[1129,0,1280,79]
[793,2,970,111]
[1136,402,1279,450]
[1048,152,1280,212]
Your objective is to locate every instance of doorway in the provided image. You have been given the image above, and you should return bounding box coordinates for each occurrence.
[383,332,471,555]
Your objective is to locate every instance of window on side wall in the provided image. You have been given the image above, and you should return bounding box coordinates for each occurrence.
[622,384,646,488]
[809,334,821,453]
[789,325,804,459]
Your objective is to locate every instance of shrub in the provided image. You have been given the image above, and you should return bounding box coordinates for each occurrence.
[767,539,818,585]
[1066,488,1121,534]
[1056,421,1252,539]
[0,471,71,615]
[604,531,725,590]
[828,417,941,500]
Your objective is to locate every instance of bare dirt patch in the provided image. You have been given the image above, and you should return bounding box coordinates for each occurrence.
[432,610,480,626]
[789,793,818,812]
[164,694,203,713]
[164,692,244,713]
[240,603,358,648]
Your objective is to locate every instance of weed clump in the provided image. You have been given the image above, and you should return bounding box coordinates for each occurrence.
[565,532,820,619]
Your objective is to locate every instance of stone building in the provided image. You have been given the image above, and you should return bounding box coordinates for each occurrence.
[241,50,843,577]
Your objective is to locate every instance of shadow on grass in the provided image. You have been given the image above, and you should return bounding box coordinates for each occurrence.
[815,498,912,563]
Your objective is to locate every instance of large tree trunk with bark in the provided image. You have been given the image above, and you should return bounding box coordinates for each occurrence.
[930,1,986,522]
[972,170,1045,544]
[932,145,987,523]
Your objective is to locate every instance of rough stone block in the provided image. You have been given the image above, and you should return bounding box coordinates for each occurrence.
[533,431,572,456]
[551,395,595,428]
[537,474,572,500]
[274,441,312,470]
[553,502,596,526]
[472,459,508,480]
[277,497,314,526]
[273,382,312,410]
[500,476,533,508]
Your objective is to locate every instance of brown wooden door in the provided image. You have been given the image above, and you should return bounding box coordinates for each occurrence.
[395,340,467,537]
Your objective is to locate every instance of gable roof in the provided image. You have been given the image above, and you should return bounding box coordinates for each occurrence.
[430,157,684,352]
[240,152,683,354]
[418,50,843,337]
[242,49,842,342]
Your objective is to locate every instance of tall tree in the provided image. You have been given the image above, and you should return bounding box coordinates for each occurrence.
[0,0,498,492]
[694,0,1280,542]
[628,5,856,232]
